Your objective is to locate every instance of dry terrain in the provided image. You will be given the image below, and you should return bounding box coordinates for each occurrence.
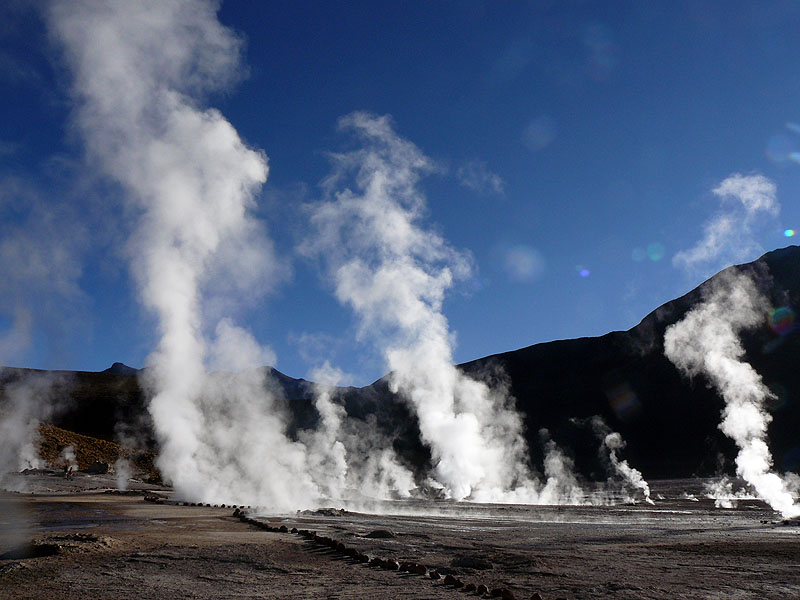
[1,474,799,599]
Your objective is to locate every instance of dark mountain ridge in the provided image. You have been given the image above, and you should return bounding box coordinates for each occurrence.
[2,245,799,480]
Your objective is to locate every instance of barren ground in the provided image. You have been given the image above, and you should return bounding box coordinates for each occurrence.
[1,474,799,599]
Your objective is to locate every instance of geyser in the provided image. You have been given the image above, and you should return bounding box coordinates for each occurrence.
[47,0,321,510]
[664,269,800,518]
[303,112,587,503]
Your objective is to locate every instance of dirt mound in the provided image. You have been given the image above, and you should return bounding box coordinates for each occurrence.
[36,423,159,481]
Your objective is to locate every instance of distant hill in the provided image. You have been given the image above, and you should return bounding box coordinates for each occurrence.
[458,244,800,478]
[2,245,799,480]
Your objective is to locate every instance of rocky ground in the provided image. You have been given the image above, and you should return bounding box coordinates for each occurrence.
[1,474,799,599]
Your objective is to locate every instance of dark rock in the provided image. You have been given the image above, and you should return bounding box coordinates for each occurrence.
[530,594,544,600]
[453,578,465,589]
[500,589,516,600]
[411,563,427,575]
[290,527,298,534]
[464,583,476,592]
[0,543,61,560]
[383,559,400,570]
[278,525,289,533]
[444,574,458,585]
[429,570,441,580]
[477,584,489,595]
[364,529,395,538]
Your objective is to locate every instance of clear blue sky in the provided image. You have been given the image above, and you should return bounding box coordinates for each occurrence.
[1,1,799,385]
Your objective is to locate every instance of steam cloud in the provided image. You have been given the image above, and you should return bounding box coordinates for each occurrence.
[590,416,653,504]
[664,270,800,518]
[303,112,577,503]
[47,0,419,510]
[673,173,779,276]
[46,0,322,510]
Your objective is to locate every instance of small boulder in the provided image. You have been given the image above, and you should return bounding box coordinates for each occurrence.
[429,570,441,580]
[364,529,395,539]
[477,584,489,595]
[383,559,400,571]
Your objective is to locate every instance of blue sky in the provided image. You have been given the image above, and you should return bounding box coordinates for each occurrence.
[1,1,799,384]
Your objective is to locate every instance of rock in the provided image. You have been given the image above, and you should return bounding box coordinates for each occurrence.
[444,574,458,585]
[464,583,476,592]
[279,525,289,533]
[383,559,400,570]
[491,589,503,598]
[85,461,109,474]
[453,578,465,588]
[530,594,544,600]
[500,589,516,600]
[477,584,489,595]
[410,563,427,575]
[429,570,441,580]
[364,529,395,538]
[0,543,61,560]
[451,556,494,570]
[290,527,298,534]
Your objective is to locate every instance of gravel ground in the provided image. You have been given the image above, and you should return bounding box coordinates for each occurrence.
[1,474,799,599]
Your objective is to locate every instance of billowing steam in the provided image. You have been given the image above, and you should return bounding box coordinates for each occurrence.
[47,0,424,510]
[590,416,653,504]
[46,0,322,510]
[114,457,132,492]
[664,270,800,518]
[303,112,570,503]
[673,173,779,276]
[0,373,62,489]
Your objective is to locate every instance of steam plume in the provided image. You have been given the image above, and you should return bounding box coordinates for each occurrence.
[303,112,553,502]
[673,173,778,276]
[47,0,320,510]
[590,416,653,504]
[664,270,800,518]
[0,373,63,489]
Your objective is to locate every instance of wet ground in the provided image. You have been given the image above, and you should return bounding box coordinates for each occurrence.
[1,475,799,599]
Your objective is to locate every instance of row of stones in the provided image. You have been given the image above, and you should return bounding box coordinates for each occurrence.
[232,508,544,600]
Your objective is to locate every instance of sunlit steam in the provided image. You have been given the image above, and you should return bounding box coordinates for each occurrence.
[303,112,575,503]
[590,416,653,504]
[673,173,779,276]
[47,0,324,510]
[664,270,800,518]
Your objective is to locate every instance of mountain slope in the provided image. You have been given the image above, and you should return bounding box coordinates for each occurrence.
[2,245,799,480]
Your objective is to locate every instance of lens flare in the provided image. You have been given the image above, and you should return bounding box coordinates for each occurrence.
[575,265,590,277]
[784,229,796,237]
[768,306,796,336]
[766,134,794,163]
[646,242,665,262]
